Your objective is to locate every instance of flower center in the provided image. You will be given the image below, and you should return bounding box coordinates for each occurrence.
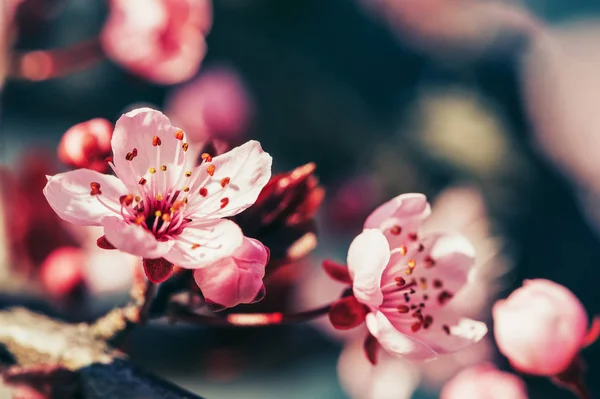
[384,225,453,335]
[89,129,232,243]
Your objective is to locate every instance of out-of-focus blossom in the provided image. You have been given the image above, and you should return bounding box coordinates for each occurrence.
[0,152,135,302]
[325,173,384,232]
[327,193,487,361]
[166,66,254,143]
[521,22,600,235]
[101,0,212,85]
[40,246,85,298]
[493,279,594,376]
[44,108,272,304]
[193,237,268,309]
[58,118,113,173]
[440,364,528,399]
[0,0,24,87]
[337,338,420,399]
[358,0,539,58]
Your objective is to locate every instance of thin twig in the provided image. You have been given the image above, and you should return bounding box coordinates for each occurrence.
[167,302,332,327]
[89,271,155,342]
[9,37,104,81]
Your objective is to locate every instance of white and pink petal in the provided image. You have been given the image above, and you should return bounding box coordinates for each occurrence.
[102,216,174,258]
[164,219,243,268]
[347,228,391,308]
[111,108,186,191]
[44,169,127,226]
[366,310,487,360]
[364,193,431,248]
[185,140,272,219]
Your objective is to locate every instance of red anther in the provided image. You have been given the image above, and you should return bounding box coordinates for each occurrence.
[201,153,213,162]
[207,164,216,176]
[199,187,208,197]
[174,130,184,140]
[90,182,102,195]
[220,177,230,187]
[220,197,229,209]
[152,136,162,146]
[119,194,134,206]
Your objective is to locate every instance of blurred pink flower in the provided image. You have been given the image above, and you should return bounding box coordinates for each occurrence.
[0,152,136,301]
[101,0,212,85]
[39,246,85,298]
[358,0,539,58]
[0,0,24,86]
[325,174,384,232]
[440,364,528,399]
[493,279,595,376]
[166,66,254,143]
[193,237,268,308]
[328,193,487,360]
[44,108,272,287]
[58,118,113,173]
[520,22,600,236]
[337,338,420,399]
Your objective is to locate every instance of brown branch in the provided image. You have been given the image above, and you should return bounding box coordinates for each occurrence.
[8,38,105,81]
[0,307,203,398]
[89,272,156,343]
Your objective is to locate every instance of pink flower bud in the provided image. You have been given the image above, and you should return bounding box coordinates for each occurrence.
[493,279,589,375]
[58,118,112,172]
[40,247,85,298]
[440,364,528,399]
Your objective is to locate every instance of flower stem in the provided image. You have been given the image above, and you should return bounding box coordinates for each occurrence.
[89,270,156,342]
[551,356,592,399]
[9,37,104,81]
[167,302,332,327]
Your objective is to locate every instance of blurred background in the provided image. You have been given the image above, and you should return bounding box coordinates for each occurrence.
[2,0,600,398]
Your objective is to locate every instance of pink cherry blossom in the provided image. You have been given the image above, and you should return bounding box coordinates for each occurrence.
[101,0,212,85]
[40,247,85,298]
[165,65,253,143]
[493,279,592,376]
[193,237,268,308]
[337,338,420,399]
[330,193,487,360]
[357,0,540,58]
[440,364,528,399]
[58,118,113,173]
[44,108,272,285]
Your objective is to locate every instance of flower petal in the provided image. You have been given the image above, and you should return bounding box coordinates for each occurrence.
[111,108,186,191]
[44,169,127,226]
[364,193,431,247]
[102,216,173,258]
[165,219,244,268]
[366,310,487,360]
[366,311,437,360]
[347,229,391,308]
[193,237,268,308]
[186,140,272,219]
